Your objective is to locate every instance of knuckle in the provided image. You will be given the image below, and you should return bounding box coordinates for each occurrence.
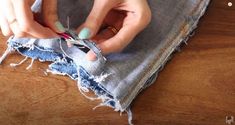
[136,9,152,27]
[115,47,123,53]
[146,9,152,24]
[144,10,152,25]
[87,15,100,27]
[43,17,53,26]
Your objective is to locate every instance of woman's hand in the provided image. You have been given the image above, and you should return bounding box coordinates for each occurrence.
[77,0,151,61]
[0,0,65,38]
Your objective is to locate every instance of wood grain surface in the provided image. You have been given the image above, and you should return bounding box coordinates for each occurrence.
[0,0,234,125]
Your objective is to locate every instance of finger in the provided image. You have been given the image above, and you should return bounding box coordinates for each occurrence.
[77,0,118,39]
[86,50,97,61]
[2,0,27,37]
[96,4,151,55]
[92,28,115,44]
[11,0,58,38]
[86,26,118,61]
[0,8,13,36]
[101,25,138,54]
[86,1,152,61]
[103,10,125,29]
[9,20,35,38]
[2,0,16,24]
[42,0,65,33]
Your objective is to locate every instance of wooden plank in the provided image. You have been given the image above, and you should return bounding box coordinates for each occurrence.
[0,0,234,124]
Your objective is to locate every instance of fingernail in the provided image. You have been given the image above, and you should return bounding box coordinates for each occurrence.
[78,27,91,39]
[86,51,97,61]
[55,21,65,33]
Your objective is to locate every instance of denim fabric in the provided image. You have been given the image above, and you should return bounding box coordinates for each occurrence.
[0,0,210,124]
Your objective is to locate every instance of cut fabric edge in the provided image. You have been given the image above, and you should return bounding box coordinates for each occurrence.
[115,0,211,123]
[0,38,132,123]
[0,1,211,124]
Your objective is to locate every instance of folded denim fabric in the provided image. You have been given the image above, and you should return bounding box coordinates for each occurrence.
[0,0,210,124]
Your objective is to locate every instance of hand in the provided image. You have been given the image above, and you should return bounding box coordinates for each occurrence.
[0,0,65,38]
[77,0,151,61]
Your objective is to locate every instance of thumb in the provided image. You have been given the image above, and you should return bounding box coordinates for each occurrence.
[42,0,65,33]
[78,1,116,39]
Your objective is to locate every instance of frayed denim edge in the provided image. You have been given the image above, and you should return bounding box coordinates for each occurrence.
[0,37,134,124]
[0,1,210,124]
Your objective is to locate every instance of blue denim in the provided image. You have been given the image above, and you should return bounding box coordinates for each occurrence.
[0,0,210,124]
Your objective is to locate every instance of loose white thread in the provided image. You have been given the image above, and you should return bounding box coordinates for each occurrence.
[46,69,67,76]
[24,39,36,51]
[26,59,35,70]
[43,71,48,76]
[10,57,29,67]
[76,81,100,101]
[94,72,112,83]
[92,103,106,110]
[120,111,123,116]
[59,39,72,59]
[0,47,13,64]
[126,107,133,125]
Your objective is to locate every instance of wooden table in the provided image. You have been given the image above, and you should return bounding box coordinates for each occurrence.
[0,0,234,125]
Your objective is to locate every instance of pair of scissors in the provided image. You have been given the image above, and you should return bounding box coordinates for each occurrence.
[57,30,90,53]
